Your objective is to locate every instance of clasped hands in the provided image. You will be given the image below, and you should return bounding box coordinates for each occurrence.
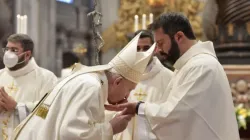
[0,87,17,113]
[105,102,138,135]
[105,102,138,115]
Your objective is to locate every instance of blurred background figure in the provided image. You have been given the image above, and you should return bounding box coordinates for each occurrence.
[61,51,80,78]
[0,34,57,140]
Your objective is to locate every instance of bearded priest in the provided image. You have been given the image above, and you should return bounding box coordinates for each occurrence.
[0,34,57,140]
[11,32,156,140]
[106,13,240,140]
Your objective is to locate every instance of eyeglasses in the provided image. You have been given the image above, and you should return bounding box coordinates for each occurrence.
[2,47,19,53]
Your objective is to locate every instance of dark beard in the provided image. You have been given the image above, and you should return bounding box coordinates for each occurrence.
[167,38,181,65]
[9,55,27,71]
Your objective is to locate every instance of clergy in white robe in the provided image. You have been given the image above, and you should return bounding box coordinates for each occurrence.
[137,41,240,140]
[107,13,240,140]
[0,34,57,140]
[11,32,156,140]
[114,57,173,140]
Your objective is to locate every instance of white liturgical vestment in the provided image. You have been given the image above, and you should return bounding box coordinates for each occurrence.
[12,70,113,140]
[0,58,57,140]
[114,57,173,140]
[139,41,240,140]
[12,31,156,140]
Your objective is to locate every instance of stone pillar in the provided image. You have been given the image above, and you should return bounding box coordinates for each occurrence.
[99,0,120,64]
[15,0,57,74]
[78,6,89,32]
[100,0,119,30]
[38,0,57,73]
[0,0,12,69]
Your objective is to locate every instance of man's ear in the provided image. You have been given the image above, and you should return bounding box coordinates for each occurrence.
[114,76,123,85]
[174,31,185,42]
[25,50,32,59]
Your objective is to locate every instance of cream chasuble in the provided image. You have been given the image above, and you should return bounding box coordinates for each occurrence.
[0,58,57,140]
[12,70,113,140]
[114,57,173,140]
[139,41,240,140]
[12,31,156,140]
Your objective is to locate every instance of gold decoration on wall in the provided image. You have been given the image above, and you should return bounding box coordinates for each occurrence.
[170,0,205,39]
[72,43,87,54]
[224,65,250,108]
[231,80,250,105]
[102,0,205,52]
[102,0,150,52]
[247,22,250,35]
[228,23,234,36]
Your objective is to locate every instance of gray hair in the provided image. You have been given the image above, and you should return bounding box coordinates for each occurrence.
[105,68,122,82]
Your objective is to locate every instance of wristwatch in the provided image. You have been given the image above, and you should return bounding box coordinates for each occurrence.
[136,101,144,115]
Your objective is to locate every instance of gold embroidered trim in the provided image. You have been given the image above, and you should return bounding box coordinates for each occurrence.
[35,104,49,119]
[87,120,97,127]
[134,88,147,101]
[1,112,11,140]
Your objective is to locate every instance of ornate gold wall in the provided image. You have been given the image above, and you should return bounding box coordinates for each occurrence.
[102,0,205,52]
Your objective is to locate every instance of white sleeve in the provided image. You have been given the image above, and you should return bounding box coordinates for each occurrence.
[138,103,146,116]
[138,103,158,140]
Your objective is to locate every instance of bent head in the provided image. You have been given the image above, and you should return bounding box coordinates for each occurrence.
[3,34,33,70]
[151,12,196,65]
[105,70,136,105]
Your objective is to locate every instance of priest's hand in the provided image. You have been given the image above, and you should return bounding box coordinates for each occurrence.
[0,97,6,113]
[0,87,7,112]
[0,87,17,111]
[118,102,137,115]
[109,108,134,135]
[105,102,137,115]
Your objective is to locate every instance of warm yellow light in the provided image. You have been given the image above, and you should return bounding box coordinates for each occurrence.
[148,0,165,7]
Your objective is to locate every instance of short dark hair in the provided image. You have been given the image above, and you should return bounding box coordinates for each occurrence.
[7,34,34,54]
[150,12,196,40]
[134,30,154,44]
[63,51,79,68]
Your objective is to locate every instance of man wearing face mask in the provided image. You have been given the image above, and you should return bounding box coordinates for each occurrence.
[111,30,173,140]
[0,34,57,140]
[106,13,240,140]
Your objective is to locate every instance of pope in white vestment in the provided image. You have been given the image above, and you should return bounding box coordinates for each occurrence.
[0,58,57,140]
[114,57,173,140]
[11,32,156,140]
[136,41,240,140]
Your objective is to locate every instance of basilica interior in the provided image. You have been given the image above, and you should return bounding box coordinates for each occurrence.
[0,0,250,139]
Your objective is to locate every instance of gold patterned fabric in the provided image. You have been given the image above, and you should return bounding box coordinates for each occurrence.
[109,56,142,83]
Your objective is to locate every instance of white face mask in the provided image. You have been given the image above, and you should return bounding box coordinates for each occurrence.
[3,51,26,68]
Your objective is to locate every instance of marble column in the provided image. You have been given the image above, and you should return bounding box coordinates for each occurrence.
[0,0,12,69]
[15,0,57,75]
[38,0,57,73]
[100,0,119,30]
[100,0,120,64]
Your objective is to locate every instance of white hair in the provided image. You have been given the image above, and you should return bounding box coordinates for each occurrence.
[106,68,122,81]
